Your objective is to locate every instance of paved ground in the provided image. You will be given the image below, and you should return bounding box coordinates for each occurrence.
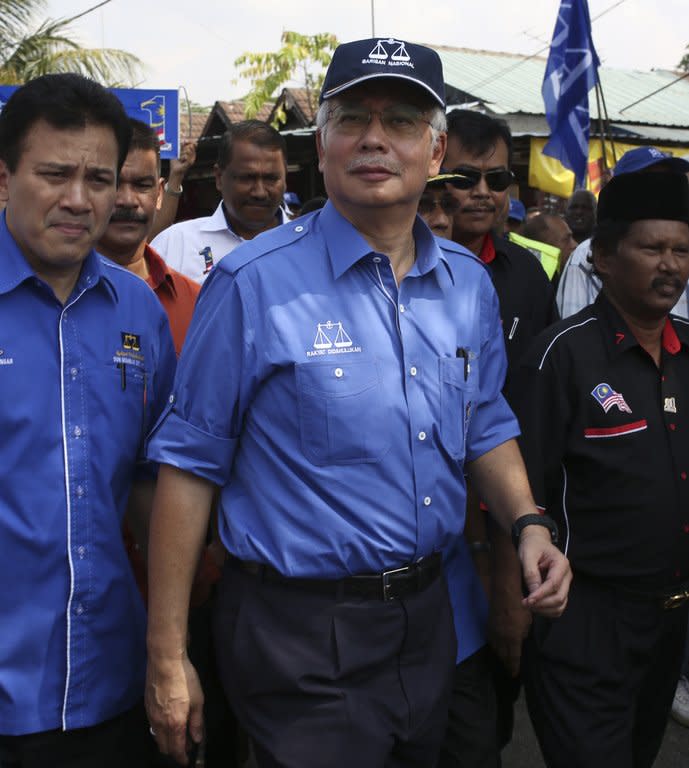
[502,692,689,767]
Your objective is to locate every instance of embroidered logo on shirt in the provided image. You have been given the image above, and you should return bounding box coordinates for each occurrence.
[591,383,632,414]
[0,348,14,366]
[306,321,362,358]
[113,333,145,370]
[199,246,214,274]
[121,332,141,351]
[664,397,678,414]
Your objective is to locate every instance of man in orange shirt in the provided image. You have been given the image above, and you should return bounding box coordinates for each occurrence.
[98,119,199,356]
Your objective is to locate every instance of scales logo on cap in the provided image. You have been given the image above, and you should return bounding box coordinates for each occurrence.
[363,39,413,69]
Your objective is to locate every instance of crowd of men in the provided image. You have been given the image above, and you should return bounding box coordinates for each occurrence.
[1,35,688,768]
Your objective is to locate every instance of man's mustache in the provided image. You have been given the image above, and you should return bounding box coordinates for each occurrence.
[109,209,148,223]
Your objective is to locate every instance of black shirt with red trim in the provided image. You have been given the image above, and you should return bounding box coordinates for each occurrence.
[479,234,559,390]
[511,291,689,590]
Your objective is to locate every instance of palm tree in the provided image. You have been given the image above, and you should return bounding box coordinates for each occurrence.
[0,0,143,86]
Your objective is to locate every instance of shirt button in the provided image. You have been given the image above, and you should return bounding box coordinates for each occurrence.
[418,431,427,441]
[62,311,69,320]
[294,225,304,232]
[77,546,86,558]
[73,426,82,437]
[373,256,382,263]
[681,472,687,481]
[410,366,417,376]
[334,367,344,378]
[399,304,406,313]
[423,496,432,506]
[75,604,84,615]
[670,423,677,431]
[168,394,175,404]
[75,485,84,497]
[70,367,78,378]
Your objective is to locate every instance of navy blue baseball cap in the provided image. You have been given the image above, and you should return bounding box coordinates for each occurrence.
[613,146,689,176]
[320,38,445,108]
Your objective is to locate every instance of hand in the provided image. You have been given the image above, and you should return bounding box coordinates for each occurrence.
[169,140,197,183]
[145,654,204,765]
[518,528,572,617]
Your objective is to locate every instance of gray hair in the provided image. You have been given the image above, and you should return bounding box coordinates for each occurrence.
[316,101,446,150]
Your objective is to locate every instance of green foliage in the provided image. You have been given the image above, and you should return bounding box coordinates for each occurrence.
[234,30,338,127]
[0,0,143,85]
[680,44,689,73]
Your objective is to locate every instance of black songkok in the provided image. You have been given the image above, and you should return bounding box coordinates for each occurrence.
[597,172,689,226]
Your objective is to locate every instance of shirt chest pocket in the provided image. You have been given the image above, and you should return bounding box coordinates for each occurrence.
[295,359,390,466]
[439,356,478,461]
[99,363,148,455]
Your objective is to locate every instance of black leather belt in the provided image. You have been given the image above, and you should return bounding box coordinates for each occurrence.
[228,552,442,601]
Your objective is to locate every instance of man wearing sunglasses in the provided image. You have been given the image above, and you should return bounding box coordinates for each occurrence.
[144,38,570,768]
[439,110,559,768]
[417,172,464,238]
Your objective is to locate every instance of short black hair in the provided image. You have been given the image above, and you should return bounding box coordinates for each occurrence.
[446,110,513,167]
[217,120,287,169]
[590,219,632,267]
[128,118,161,175]
[0,73,131,173]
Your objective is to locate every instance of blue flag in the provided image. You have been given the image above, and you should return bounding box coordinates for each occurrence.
[542,0,600,187]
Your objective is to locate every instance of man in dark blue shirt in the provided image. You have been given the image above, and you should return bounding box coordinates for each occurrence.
[145,38,571,768]
[0,74,176,767]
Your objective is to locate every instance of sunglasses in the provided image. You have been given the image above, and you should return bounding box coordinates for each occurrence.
[418,196,461,216]
[445,167,516,192]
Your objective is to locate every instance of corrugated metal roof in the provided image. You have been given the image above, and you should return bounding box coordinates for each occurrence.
[434,46,689,128]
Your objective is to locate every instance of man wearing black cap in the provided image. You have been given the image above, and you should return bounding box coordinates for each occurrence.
[144,37,571,768]
[556,146,689,319]
[511,172,689,768]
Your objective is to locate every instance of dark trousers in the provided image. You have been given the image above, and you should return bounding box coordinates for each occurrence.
[0,702,152,768]
[523,574,688,768]
[437,646,500,768]
[213,560,457,768]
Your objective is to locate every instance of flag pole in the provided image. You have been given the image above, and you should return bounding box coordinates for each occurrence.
[596,74,617,166]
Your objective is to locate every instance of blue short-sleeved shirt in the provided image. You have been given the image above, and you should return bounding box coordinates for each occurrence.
[0,215,176,735]
[148,203,518,577]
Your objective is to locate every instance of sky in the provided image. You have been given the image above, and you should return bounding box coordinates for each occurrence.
[44,0,689,109]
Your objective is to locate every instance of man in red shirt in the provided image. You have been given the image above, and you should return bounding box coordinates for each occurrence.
[98,119,199,356]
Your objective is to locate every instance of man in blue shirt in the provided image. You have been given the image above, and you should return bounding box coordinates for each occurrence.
[0,74,176,767]
[145,38,571,768]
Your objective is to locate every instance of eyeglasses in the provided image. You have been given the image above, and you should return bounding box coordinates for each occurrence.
[326,104,432,139]
[418,196,461,216]
[445,167,516,192]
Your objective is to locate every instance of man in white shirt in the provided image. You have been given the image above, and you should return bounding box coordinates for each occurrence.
[151,120,288,283]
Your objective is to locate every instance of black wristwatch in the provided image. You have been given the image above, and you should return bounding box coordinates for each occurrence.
[511,514,559,550]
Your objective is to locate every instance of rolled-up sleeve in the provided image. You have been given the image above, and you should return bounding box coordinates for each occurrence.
[147,265,257,486]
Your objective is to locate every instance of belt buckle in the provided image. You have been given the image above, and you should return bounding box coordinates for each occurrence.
[382,565,412,601]
[663,590,689,610]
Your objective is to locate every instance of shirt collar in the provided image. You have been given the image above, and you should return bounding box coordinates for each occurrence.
[319,201,449,281]
[201,202,236,234]
[595,291,689,357]
[0,212,116,302]
[145,243,177,297]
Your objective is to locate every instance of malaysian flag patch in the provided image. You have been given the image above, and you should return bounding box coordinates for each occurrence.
[591,383,632,414]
